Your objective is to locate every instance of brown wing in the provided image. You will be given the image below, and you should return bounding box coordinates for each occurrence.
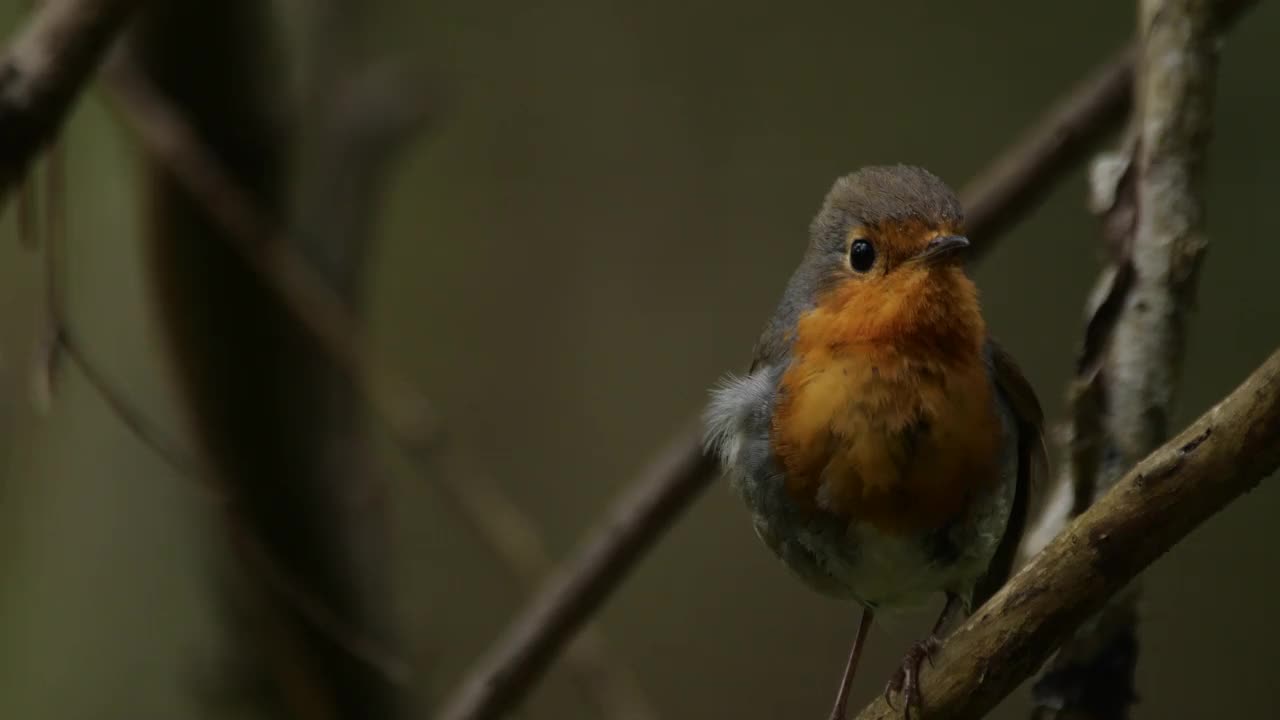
[989,338,1049,496]
[971,337,1049,609]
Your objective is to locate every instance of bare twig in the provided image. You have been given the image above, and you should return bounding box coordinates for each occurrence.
[102,52,443,470]
[426,449,662,720]
[58,327,417,683]
[842,348,1280,720]
[436,427,715,720]
[0,0,138,209]
[963,0,1257,261]
[60,332,198,480]
[1028,1,1225,716]
[430,30,1231,719]
[962,45,1133,260]
[35,218,407,680]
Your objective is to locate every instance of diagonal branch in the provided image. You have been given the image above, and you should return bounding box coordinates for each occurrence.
[102,54,443,458]
[961,44,1132,261]
[0,0,139,209]
[435,424,714,720]
[423,448,663,720]
[56,326,413,682]
[847,348,1280,720]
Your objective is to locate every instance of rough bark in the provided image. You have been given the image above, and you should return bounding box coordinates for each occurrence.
[1028,1,1224,716]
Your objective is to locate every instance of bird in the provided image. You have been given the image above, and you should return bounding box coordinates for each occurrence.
[703,165,1046,720]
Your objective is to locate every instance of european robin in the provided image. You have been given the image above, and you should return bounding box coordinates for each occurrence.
[704,165,1046,720]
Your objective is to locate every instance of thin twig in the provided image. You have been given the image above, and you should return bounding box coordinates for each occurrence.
[101,51,444,467]
[963,45,1133,260]
[962,0,1257,261]
[843,348,1280,720]
[32,151,410,681]
[429,33,1211,720]
[436,427,715,720]
[424,448,662,720]
[0,0,138,209]
[51,321,419,683]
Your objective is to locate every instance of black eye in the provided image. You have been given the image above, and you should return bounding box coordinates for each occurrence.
[849,239,876,272]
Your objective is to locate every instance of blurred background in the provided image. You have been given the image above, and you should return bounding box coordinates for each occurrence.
[1,1,1277,718]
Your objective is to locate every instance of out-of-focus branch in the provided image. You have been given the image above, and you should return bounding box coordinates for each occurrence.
[106,21,657,720]
[962,45,1132,261]
[56,327,418,683]
[278,3,433,716]
[128,1,410,716]
[29,121,413,679]
[842,348,1280,720]
[33,209,407,676]
[427,447,662,720]
[1026,1,1226,717]
[436,427,715,720]
[0,0,138,209]
[964,0,1256,260]
[103,55,442,459]
[427,21,1255,717]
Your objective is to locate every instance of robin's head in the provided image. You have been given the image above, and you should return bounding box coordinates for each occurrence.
[789,165,982,350]
[808,165,967,283]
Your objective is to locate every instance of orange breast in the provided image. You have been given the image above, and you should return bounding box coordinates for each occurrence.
[771,276,1002,534]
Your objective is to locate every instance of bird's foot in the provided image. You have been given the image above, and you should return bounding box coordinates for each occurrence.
[882,636,941,719]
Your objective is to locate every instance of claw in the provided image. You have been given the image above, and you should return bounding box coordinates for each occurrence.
[882,670,900,711]
[883,637,940,718]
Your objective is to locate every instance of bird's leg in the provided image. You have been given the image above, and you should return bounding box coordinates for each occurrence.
[883,593,964,718]
[828,608,875,720]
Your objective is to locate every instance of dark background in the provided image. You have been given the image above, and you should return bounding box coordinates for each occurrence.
[1,1,1277,718]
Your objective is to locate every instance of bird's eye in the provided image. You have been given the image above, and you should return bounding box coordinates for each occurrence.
[849,239,876,273]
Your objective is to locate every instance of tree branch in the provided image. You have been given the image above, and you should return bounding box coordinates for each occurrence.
[128,2,410,716]
[425,448,662,720]
[844,348,1280,720]
[1028,0,1225,715]
[433,3,1261,716]
[1112,0,1219,471]
[961,44,1132,261]
[436,426,715,720]
[0,0,138,209]
[102,54,443,456]
[965,0,1255,260]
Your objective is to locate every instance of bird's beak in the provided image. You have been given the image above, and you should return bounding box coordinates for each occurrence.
[915,234,970,264]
